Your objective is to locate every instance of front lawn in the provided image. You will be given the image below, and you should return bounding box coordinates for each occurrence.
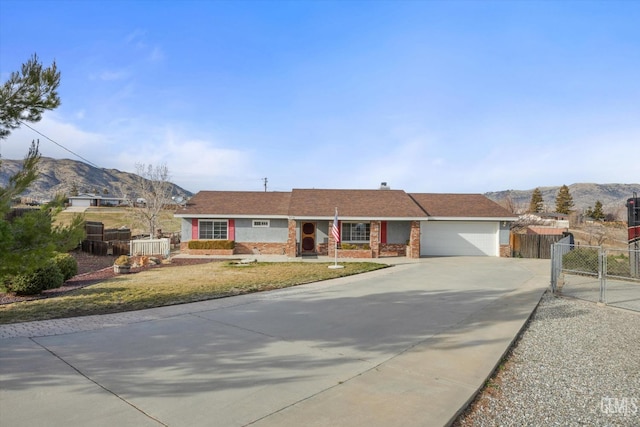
[0,261,387,324]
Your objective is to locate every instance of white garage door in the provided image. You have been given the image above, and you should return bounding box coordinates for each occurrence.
[420,221,499,256]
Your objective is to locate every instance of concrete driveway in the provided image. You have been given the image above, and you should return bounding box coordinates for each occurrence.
[0,257,549,427]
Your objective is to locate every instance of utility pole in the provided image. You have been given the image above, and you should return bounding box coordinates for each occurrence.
[263,177,268,192]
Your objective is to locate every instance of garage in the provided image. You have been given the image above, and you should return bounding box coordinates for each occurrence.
[420,220,499,256]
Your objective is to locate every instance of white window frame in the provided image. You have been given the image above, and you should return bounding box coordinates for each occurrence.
[341,222,370,242]
[252,220,270,228]
[199,219,228,240]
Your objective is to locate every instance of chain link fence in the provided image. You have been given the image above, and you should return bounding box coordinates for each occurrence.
[551,239,640,312]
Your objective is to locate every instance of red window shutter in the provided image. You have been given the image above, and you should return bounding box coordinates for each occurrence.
[192,219,198,239]
[228,219,235,240]
[381,221,387,244]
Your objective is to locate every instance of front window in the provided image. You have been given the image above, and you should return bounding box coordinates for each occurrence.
[341,222,370,242]
[199,220,228,240]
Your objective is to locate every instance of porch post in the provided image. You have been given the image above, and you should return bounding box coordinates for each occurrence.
[285,218,297,258]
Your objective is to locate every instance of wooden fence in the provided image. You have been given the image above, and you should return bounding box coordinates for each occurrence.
[83,221,132,256]
[511,233,567,259]
[130,238,171,258]
[85,221,104,241]
[81,240,129,256]
[104,228,132,241]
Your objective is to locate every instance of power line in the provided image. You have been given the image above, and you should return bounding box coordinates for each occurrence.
[18,120,100,168]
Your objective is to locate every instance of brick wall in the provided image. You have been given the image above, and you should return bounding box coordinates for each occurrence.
[285,219,297,257]
[500,244,511,257]
[317,242,329,256]
[408,221,421,258]
[380,243,407,257]
[370,221,380,258]
[234,242,288,255]
[336,249,373,258]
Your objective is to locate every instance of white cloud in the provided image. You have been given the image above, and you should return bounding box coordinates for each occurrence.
[89,69,129,81]
[148,46,165,62]
[111,129,254,192]
[125,29,147,47]
[1,115,107,164]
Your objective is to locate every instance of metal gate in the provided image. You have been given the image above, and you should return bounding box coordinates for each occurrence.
[551,238,640,312]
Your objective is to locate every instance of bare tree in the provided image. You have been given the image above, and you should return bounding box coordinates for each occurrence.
[129,163,173,239]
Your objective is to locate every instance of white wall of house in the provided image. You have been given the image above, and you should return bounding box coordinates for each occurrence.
[70,198,92,207]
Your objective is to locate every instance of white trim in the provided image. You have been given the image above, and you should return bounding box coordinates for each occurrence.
[175,214,288,219]
[291,216,423,221]
[424,216,517,222]
[198,219,229,240]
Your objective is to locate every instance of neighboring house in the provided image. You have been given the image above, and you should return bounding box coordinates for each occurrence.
[175,189,517,258]
[69,193,127,208]
[526,226,567,236]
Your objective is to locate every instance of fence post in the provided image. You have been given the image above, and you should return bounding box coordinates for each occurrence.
[550,243,556,293]
[598,247,606,304]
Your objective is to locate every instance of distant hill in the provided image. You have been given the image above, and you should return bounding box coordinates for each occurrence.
[485,183,640,216]
[0,157,193,202]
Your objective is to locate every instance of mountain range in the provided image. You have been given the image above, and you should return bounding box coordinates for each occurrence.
[1,158,638,216]
[485,183,640,216]
[0,157,192,202]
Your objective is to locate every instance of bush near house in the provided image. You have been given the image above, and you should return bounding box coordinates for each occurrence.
[53,252,78,281]
[188,240,235,250]
[339,243,371,250]
[6,260,64,295]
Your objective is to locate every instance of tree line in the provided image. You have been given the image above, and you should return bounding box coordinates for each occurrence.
[527,185,607,220]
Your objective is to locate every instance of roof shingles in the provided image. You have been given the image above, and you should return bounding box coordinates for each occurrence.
[180,191,291,216]
[409,193,514,218]
[289,189,426,218]
[178,189,515,219]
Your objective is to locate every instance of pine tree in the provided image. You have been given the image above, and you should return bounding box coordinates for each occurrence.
[586,200,605,220]
[528,188,544,213]
[555,185,575,214]
[1,55,84,282]
[0,53,61,140]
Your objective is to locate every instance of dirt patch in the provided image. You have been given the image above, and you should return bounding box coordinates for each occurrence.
[0,251,221,305]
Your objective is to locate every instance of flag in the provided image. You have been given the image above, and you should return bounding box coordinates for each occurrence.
[331,208,340,243]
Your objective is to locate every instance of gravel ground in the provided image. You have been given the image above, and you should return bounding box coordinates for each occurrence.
[454,292,640,427]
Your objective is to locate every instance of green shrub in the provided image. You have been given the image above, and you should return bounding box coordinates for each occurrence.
[7,261,64,295]
[339,243,371,250]
[606,254,631,277]
[562,248,598,274]
[188,240,235,250]
[53,252,78,281]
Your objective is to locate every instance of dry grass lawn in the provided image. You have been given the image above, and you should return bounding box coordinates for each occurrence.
[55,207,181,235]
[0,261,387,324]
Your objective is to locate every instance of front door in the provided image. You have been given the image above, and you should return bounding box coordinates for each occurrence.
[301,222,316,254]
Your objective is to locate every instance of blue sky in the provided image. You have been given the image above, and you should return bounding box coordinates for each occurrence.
[1,0,639,194]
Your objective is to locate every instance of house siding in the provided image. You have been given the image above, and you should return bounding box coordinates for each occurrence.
[386,221,412,244]
[235,218,289,243]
